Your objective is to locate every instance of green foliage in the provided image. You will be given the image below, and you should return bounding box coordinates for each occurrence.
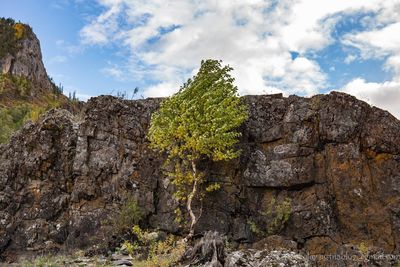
[113,197,142,234]
[21,255,66,267]
[148,59,248,163]
[0,103,56,144]
[265,197,292,234]
[247,197,292,238]
[0,18,32,58]
[48,75,63,95]
[68,91,79,103]
[148,59,248,235]
[0,73,68,144]
[0,74,32,96]
[122,239,140,256]
[358,242,369,258]
[0,18,19,58]
[247,219,263,236]
[0,105,30,143]
[124,225,185,267]
[205,182,221,193]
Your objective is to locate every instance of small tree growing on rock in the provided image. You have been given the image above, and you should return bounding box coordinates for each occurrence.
[148,59,248,239]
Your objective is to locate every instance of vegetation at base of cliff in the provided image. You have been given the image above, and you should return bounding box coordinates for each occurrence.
[148,59,248,239]
[112,197,142,234]
[111,198,185,266]
[0,17,33,58]
[21,254,112,267]
[246,197,292,238]
[121,225,185,267]
[0,73,71,144]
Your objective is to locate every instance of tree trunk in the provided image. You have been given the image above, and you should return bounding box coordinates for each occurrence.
[186,160,199,240]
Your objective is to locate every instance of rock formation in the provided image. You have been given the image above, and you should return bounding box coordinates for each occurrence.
[1,92,399,266]
[0,18,74,145]
[0,21,54,95]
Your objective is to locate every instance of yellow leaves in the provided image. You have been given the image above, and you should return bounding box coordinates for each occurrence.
[174,208,183,224]
[205,183,221,192]
[13,23,25,40]
[147,60,249,231]
[128,225,186,267]
[122,240,139,255]
[28,106,46,121]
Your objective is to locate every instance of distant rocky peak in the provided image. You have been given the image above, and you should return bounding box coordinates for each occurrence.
[0,17,53,94]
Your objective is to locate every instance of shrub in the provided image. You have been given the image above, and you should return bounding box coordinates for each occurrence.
[0,109,15,144]
[0,73,67,144]
[0,105,30,143]
[0,103,53,144]
[123,225,186,267]
[21,255,67,267]
[247,219,264,236]
[113,197,142,234]
[265,197,292,234]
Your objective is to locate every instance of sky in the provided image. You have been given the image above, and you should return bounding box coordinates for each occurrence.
[1,0,400,118]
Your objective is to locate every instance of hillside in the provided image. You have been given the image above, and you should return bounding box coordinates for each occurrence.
[0,18,74,143]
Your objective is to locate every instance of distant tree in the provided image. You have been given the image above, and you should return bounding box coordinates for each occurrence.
[0,18,18,57]
[148,59,248,239]
[68,91,78,102]
[132,87,139,99]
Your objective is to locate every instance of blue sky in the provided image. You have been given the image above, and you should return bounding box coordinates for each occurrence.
[1,0,400,117]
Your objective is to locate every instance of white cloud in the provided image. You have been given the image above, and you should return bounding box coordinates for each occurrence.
[338,7,400,118]
[340,78,400,118]
[344,54,357,64]
[342,22,400,60]
[80,0,124,45]
[79,0,400,118]
[144,81,181,98]
[102,66,124,80]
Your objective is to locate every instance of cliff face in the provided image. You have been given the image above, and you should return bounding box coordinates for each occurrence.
[1,92,400,264]
[0,21,53,95]
[0,19,73,144]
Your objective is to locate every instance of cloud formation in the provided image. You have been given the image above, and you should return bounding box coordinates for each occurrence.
[80,0,400,117]
[340,3,400,118]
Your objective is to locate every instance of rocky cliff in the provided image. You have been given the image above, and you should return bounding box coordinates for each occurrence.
[0,18,73,144]
[0,18,54,95]
[1,92,399,265]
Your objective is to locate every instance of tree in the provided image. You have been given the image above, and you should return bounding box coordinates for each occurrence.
[148,59,248,239]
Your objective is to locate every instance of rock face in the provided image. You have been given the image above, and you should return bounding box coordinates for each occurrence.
[1,92,400,265]
[0,26,53,94]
